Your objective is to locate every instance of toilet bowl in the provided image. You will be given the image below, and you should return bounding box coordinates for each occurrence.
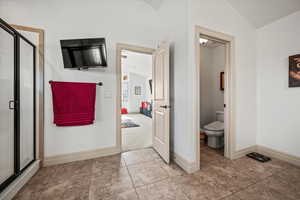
[203,111,224,149]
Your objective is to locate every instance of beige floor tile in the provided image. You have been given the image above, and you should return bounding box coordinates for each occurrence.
[272,164,300,187]
[222,195,242,200]
[230,157,285,183]
[91,167,133,189]
[196,164,254,193]
[261,175,300,200]
[172,174,231,200]
[122,148,160,165]
[92,157,126,177]
[40,178,90,200]
[12,147,300,200]
[235,182,294,200]
[136,178,190,200]
[52,159,93,180]
[127,161,169,187]
[93,154,125,171]
[13,184,43,200]
[89,187,139,200]
[157,160,186,177]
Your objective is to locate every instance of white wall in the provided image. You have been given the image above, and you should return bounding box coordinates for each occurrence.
[200,45,225,127]
[0,0,261,164]
[0,0,189,157]
[127,72,147,113]
[187,0,257,162]
[122,50,152,78]
[200,47,214,127]
[257,11,300,157]
[212,46,226,113]
[121,51,152,113]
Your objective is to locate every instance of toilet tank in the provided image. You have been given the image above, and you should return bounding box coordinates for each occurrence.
[216,111,224,122]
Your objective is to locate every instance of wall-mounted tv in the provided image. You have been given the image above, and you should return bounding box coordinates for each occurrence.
[60,38,107,69]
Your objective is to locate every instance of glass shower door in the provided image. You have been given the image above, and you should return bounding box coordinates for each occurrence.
[0,18,36,192]
[19,37,35,170]
[0,25,16,185]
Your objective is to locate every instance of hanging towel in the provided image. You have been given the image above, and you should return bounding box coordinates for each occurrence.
[49,81,96,126]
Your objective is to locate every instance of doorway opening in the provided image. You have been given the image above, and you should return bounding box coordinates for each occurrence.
[199,36,226,164]
[120,50,153,151]
[195,26,235,170]
[116,44,155,153]
[116,42,171,164]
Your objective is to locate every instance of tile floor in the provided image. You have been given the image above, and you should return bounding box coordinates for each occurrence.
[14,147,300,200]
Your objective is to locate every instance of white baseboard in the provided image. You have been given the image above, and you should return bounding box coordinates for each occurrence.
[232,145,300,167]
[0,160,40,200]
[44,146,120,166]
[122,145,153,153]
[232,145,257,159]
[256,145,300,167]
[171,152,199,174]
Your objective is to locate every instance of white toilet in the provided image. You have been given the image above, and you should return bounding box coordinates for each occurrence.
[203,111,224,149]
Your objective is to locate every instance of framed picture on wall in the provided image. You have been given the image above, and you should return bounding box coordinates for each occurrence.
[134,86,141,95]
[220,72,225,91]
[149,79,153,94]
[289,54,300,87]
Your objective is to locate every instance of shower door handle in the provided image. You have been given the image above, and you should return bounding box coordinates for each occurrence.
[9,100,16,110]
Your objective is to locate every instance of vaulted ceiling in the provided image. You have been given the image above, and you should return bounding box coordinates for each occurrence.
[226,0,300,28]
[141,0,300,29]
[142,0,163,10]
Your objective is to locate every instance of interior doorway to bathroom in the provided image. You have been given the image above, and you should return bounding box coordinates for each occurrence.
[199,36,226,164]
[194,26,235,169]
[120,49,153,152]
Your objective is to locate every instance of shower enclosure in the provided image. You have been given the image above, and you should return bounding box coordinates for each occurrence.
[0,18,36,192]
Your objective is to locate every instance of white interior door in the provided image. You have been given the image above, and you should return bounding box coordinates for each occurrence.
[152,41,170,163]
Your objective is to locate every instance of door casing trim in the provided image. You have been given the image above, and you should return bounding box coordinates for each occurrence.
[10,24,45,167]
[194,26,236,170]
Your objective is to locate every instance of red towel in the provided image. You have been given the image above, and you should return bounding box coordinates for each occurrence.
[50,81,96,126]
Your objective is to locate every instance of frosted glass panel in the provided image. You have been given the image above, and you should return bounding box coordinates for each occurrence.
[0,28,15,184]
[19,38,34,170]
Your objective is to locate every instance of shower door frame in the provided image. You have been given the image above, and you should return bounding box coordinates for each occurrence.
[0,18,36,193]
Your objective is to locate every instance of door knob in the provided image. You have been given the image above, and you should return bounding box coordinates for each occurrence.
[160,105,170,109]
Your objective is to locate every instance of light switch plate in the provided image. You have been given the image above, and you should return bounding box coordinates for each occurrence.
[104,90,112,99]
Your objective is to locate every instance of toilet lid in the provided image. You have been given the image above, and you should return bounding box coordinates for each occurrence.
[204,121,224,131]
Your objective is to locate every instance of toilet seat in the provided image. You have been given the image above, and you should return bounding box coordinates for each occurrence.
[204,121,224,131]
[203,115,225,149]
[204,130,224,137]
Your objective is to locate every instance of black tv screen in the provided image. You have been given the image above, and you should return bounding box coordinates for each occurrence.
[60,38,107,69]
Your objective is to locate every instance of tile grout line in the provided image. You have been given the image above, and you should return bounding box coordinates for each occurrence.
[123,154,172,189]
[123,156,142,200]
[88,160,96,200]
[218,181,258,200]
[123,149,190,198]
[133,176,170,189]
[199,153,283,200]
[15,149,300,200]
[217,166,284,200]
